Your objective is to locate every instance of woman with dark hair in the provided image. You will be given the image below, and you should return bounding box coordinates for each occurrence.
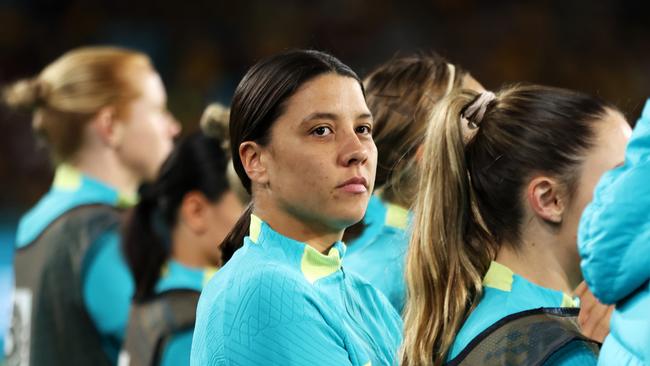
[344,53,484,313]
[402,85,631,365]
[120,110,243,366]
[190,50,402,365]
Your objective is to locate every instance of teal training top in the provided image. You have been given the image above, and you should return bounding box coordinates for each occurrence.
[579,98,650,366]
[345,195,410,314]
[155,260,217,366]
[16,165,136,363]
[191,215,403,366]
[449,261,597,366]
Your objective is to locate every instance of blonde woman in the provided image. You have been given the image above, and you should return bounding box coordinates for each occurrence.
[3,46,179,366]
[402,85,631,365]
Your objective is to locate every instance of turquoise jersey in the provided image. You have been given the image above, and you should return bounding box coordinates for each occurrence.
[191,214,403,366]
[15,165,136,363]
[154,260,216,366]
[579,99,650,366]
[449,261,597,366]
[345,195,410,314]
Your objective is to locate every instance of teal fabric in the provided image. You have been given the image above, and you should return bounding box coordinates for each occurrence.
[156,260,207,366]
[16,166,134,363]
[449,262,596,366]
[345,195,409,313]
[579,98,650,366]
[16,169,121,248]
[191,216,403,366]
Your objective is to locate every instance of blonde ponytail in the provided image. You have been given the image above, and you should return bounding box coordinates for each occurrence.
[401,90,495,365]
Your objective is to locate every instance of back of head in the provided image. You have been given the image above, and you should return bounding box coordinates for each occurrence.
[2,46,151,162]
[123,131,230,301]
[402,84,612,365]
[364,53,467,206]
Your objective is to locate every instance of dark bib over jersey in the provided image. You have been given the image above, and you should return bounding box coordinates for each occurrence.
[446,308,600,366]
[119,289,200,366]
[8,204,123,366]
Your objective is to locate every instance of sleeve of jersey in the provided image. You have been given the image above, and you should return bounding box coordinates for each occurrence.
[578,99,650,305]
[81,230,134,360]
[201,266,355,366]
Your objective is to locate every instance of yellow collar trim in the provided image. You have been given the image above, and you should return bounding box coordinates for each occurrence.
[385,203,409,229]
[301,245,342,284]
[483,261,514,292]
[53,164,83,190]
[249,214,263,243]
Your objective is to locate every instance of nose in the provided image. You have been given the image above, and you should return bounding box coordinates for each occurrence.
[338,130,370,167]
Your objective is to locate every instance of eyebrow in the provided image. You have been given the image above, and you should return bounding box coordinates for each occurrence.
[301,112,373,124]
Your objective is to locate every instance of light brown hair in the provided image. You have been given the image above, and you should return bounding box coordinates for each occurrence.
[2,46,152,162]
[364,53,467,207]
[401,84,613,365]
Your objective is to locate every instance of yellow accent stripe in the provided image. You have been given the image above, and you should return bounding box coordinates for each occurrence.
[53,164,82,190]
[203,267,219,287]
[117,192,138,208]
[483,261,514,292]
[300,245,342,284]
[385,203,409,229]
[249,214,262,243]
[363,362,372,366]
[560,293,579,308]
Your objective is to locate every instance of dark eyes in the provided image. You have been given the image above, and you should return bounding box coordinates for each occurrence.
[356,125,372,135]
[311,125,372,137]
[312,126,333,136]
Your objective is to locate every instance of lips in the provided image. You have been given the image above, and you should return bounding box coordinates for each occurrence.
[337,177,368,194]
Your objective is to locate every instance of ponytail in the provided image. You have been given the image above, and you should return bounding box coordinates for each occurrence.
[401,90,495,365]
[122,184,170,301]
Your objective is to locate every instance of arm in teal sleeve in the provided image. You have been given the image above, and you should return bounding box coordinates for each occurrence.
[192,267,357,366]
[82,230,134,362]
[160,330,193,366]
[579,100,650,304]
[544,342,597,366]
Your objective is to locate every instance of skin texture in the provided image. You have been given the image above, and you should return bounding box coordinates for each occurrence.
[241,73,377,253]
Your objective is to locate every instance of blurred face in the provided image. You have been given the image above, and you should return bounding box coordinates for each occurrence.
[562,109,631,257]
[117,69,180,182]
[260,73,377,231]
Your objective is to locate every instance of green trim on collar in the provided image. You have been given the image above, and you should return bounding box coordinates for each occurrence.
[300,245,342,284]
[53,164,83,190]
[384,203,409,229]
[249,214,263,243]
[483,261,514,292]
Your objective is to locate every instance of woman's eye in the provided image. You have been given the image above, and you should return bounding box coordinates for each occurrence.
[356,125,372,135]
[312,126,333,136]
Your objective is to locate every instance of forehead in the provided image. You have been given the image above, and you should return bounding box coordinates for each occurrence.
[132,68,166,104]
[281,73,368,118]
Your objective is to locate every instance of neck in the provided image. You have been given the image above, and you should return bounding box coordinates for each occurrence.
[254,203,343,254]
[495,224,578,295]
[68,148,140,197]
[171,227,218,268]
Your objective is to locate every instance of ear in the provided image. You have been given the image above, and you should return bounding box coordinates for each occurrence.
[179,191,211,234]
[239,141,269,186]
[92,106,124,147]
[526,176,565,224]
